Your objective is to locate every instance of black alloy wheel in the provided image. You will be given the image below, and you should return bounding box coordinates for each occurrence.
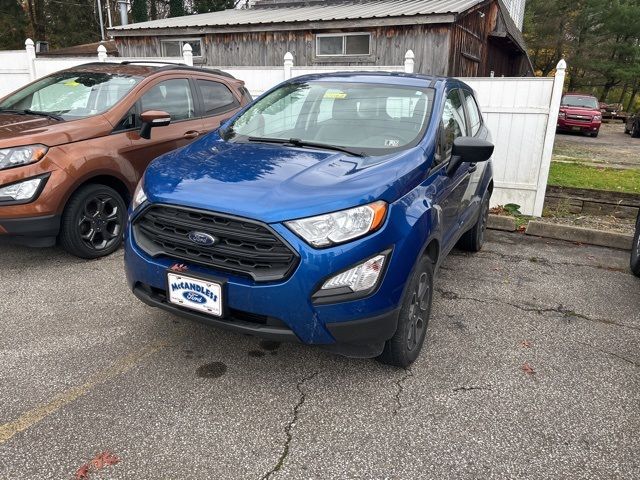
[60,184,127,259]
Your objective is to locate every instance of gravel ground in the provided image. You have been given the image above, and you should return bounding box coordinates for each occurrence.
[0,231,638,479]
[554,122,640,169]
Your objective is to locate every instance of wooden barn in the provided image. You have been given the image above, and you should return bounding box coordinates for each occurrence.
[108,0,533,77]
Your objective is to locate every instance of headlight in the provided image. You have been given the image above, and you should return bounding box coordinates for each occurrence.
[593,115,602,121]
[558,112,566,120]
[132,178,147,210]
[0,144,48,170]
[285,201,387,247]
[0,177,43,202]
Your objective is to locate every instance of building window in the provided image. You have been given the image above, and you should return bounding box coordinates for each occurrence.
[161,39,203,58]
[316,33,371,56]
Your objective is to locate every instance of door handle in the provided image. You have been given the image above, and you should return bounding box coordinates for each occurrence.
[184,131,200,139]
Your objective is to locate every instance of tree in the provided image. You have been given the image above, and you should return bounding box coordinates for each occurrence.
[0,0,29,49]
[524,0,640,106]
[25,0,46,41]
[131,0,148,22]
[168,0,184,17]
[193,0,234,14]
[45,0,99,48]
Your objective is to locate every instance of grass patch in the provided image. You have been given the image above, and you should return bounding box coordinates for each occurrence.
[548,162,640,194]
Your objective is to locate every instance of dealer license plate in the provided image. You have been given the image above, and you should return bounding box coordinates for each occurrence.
[167,272,223,317]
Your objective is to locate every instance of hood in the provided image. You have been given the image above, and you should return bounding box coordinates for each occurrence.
[0,112,113,148]
[560,105,600,114]
[144,132,428,224]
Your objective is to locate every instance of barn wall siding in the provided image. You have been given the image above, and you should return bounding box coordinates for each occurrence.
[116,25,452,76]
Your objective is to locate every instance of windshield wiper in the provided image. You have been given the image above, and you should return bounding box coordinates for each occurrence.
[247,137,364,157]
[0,108,64,121]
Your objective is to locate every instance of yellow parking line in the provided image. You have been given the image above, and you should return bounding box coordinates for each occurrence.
[0,340,169,445]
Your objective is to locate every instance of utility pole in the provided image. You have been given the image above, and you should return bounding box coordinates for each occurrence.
[97,0,106,40]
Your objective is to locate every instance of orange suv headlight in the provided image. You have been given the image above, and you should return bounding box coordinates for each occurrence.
[0,144,48,170]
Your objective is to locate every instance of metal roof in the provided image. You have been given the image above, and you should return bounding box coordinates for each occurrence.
[109,0,484,32]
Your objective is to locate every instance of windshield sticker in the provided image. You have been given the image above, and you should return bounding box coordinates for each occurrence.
[63,80,81,87]
[385,139,400,147]
[324,91,347,99]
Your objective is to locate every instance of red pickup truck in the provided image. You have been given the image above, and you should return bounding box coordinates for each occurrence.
[557,93,602,137]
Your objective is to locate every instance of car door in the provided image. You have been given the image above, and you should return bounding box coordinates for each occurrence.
[194,78,241,134]
[121,77,204,176]
[457,89,489,227]
[434,88,472,248]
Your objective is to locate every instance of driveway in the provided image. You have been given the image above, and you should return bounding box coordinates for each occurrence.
[0,231,638,479]
[554,121,639,169]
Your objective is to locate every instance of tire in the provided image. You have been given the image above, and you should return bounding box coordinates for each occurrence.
[590,131,599,138]
[632,123,640,138]
[377,256,434,368]
[59,184,127,259]
[457,194,490,252]
[631,215,640,277]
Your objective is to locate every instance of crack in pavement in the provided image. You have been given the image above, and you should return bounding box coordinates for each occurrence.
[393,367,414,416]
[575,340,639,368]
[453,249,628,273]
[260,371,320,480]
[452,385,494,393]
[435,288,640,332]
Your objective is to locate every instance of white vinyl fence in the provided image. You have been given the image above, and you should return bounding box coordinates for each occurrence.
[0,40,564,217]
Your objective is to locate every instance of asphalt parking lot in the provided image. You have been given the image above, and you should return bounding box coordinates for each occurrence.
[1,231,638,479]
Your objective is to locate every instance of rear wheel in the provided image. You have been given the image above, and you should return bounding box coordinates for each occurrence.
[632,123,640,138]
[377,256,434,368]
[59,184,126,259]
[458,194,490,252]
[631,215,640,277]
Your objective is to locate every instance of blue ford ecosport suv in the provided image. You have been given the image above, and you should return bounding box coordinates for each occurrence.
[125,73,494,367]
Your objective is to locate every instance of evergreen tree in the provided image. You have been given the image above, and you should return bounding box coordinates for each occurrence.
[168,0,184,17]
[193,0,234,14]
[131,0,148,22]
[0,0,28,49]
[45,0,99,48]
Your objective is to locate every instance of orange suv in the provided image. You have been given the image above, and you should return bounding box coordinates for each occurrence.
[0,62,251,257]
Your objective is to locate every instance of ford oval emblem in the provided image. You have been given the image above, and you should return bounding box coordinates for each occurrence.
[188,231,217,246]
[183,291,207,304]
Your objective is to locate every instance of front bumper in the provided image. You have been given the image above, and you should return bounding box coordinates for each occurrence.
[124,201,423,347]
[557,119,600,133]
[0,214,60,246]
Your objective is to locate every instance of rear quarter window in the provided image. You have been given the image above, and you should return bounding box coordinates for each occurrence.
[197,79,239,116]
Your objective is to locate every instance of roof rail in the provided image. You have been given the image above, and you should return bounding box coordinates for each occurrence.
[58,60,237,80]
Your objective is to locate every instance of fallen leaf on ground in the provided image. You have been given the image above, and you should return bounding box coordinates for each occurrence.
[91,451,120,470]
[521,363,536,376]
[74,464,90,480]
[520,340,532,348]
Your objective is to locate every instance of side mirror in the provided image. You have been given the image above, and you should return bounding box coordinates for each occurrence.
[447,137,494,175]
[140,110,171,140]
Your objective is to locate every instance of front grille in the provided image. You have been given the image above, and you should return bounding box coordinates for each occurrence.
[133,205,299,282]
[566,114,592,123]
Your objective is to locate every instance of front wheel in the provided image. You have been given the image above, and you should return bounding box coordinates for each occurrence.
[631,216,640,277]
[632,123,640,138]
[59,184,127,259]
[377,257,434,368]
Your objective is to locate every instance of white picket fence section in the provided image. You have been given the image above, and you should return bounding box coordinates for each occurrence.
[0,39,565,217]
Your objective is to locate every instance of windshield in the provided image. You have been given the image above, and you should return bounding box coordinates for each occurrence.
[225,81,435,155]
[0,71,142,120]
[561,95,598,109]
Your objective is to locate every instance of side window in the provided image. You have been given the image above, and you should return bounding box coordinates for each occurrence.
[463,90,482,136]
[435,89,467,165]
[114,106,137,132]
[140,79,195,122]
[197,80,239,116]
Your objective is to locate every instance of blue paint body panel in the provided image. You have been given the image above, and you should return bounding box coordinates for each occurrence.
[124,73,494,347]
